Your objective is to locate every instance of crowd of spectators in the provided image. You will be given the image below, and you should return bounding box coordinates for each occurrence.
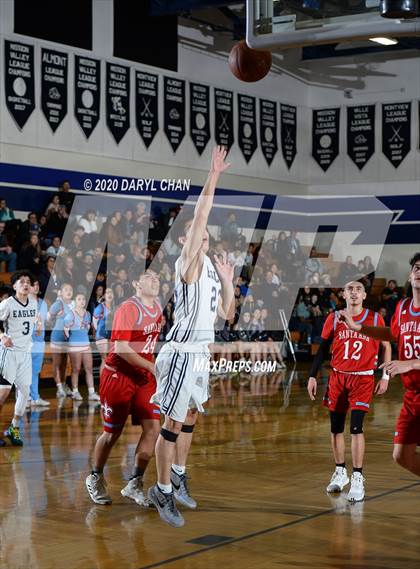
[0,184,410,363]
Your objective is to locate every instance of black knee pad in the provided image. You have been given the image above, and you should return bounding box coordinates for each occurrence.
[160,428,179,443]
[181,424,194,433]
[350,410,365,434]
[330,411,346,434]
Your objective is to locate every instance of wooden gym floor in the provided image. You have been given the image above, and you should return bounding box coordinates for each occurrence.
[0,364,419,569]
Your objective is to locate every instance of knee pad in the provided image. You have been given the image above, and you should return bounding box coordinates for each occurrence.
[160,428,178,443]
[350,410,365,435]
[181,424,194,433]
[330,411,346,434]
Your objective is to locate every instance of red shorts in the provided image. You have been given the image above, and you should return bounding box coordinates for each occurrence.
[323,370,375,413]
[394,390,420,445]
[99,367,160,433]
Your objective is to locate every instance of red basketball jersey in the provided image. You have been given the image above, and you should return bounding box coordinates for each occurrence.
[105,296,162,381]
[390,298,420,391]
[321,308,384,373]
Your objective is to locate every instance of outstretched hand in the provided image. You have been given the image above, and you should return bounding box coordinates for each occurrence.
[213,252,234,283]
[211,146,231,175]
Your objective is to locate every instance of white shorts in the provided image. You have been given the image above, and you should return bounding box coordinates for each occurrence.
[151,342,210,423]
[0,347,32,390]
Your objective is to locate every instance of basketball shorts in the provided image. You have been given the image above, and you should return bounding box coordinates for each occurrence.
[151,341,211,423]
[394,390,420,445]
[99,366,160,433]
[0,347,32,390]
[323,370,375,414]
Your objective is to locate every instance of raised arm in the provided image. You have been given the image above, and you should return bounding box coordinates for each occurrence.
[181,146,230,279]
[339,309,395,342]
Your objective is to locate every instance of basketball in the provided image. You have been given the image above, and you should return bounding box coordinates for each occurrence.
[228,40,272,82]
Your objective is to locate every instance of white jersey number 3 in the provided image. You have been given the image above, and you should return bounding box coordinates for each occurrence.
[343,339,363,360]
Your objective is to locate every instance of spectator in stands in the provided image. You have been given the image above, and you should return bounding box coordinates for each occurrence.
[45,194,61,217]
[38,214,49,247]
[338,255,358,282]
[46,205,69,237]
[221,213,240,241]
[270,264,282,286]
[286,231,303,260]
[158,314,171,341]
[106,213,124,250]
[39,255,58,297]
[0,222,17,271]
[120,208,135,242]
[381,279,402,324]
[57,255,76,288]
[16,212,40,249]
[276,231,289,258]
[294,297,313,346]
[68,233,84,260]
[58,180,74,213]
[17,233,42,274]
[305,247,324,284]
[46,235,66,257]
[308,293,324,340]
[0,199,15,222]
[79,210,99,249]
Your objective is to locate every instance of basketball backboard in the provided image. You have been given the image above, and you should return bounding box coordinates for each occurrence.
[246,0,420,50]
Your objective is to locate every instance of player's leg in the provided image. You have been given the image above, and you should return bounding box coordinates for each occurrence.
[171,409,198,509]
[86,369,132,505]
[30,347,49,406]
[96,340,108,375]
[347,376,374,501]
[5,354,32,446]
[81,349,100,401]
[68,350,83,400]
[393,444,420,476]
[121,382,161,506]
[325,371,350,492]
[393,398,420,476]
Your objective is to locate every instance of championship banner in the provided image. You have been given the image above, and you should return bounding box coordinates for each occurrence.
[136,71,159,148]
[347,104,375,170]
[382,102,411,168]
[260,98,278,166]
[214,88,234,150]
[312,107,340,172]
[41,48,68,132]
[238,94,257,163]
[190,82,210,155]
[164,77,185,152]
[106,62,130,144]
[4,40,35,129]
[280,103,297,169]
[74,55,100,139]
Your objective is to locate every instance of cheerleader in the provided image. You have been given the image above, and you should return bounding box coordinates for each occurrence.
[48,282,73,398]
[92,287,114,373]
[64,293,99,401]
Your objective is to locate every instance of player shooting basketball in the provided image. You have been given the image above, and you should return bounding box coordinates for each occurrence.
[148,146,235,527]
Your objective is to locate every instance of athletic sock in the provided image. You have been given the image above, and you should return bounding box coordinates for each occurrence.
[336,463,346,469]
[131,467,145,479]
[72,388,79,394]
[158,482,172,494]
[11,418,19,428]
[88,387,95,395]
[353,467,363,474]
[172,464,186,476]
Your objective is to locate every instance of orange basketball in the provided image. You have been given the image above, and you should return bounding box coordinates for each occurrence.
[228,40,272,83]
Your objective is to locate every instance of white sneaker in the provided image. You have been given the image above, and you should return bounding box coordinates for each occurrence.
[86,473,112,505]
[56,387,66,398]
[121,476,153,507]
[326,467,350,493]
[71,391,83,401]
[31,398,50,407]
[347,472,365,502]
[64,385,73,396]
[88,392,100,401]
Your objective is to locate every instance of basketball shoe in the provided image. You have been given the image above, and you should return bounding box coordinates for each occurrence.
[347,472,365,502]
[326,466,349,493]
[121,476,153,507]
[85,472,112,505]
[148,485,185,528]
[171,469,197,509]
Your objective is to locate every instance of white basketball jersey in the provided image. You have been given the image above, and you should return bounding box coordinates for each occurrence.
[0,296,38,351]
[167,255,221,344]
